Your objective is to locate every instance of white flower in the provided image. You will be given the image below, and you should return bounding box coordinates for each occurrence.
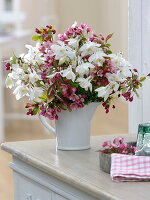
[76,62,95,76]
[46,72,58,79]
[58,56,66,65]
[88,51,106,65]
[109,82,119,92]
[9,64,29,82]
[95,85,112,101]
[11,64,19,71]
[51,41,76,60]
[29,87,44,102]
[51,42,66,59]
[29,70,41,84]
[79,41,101,57]
[76,76,92,91]
[8,71,19,79]
[61,67,76,82]
[21,74,29,82]
[11,64,24,75]
[22,63,29,70]
[24,43,43,65]
[120,67,132,78]
[71,59,77,67]
[95,82,120,101]
[67,38,79,49]
[106,73,125,83]
[13,85,29,100]
[5,76,14,89]
[109,53,130,69]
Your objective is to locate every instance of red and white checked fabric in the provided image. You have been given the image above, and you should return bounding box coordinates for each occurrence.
[111,153,150,182]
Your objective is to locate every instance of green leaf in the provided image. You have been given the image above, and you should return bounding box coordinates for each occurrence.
[133,75,138,79]
[134,85,139,89]
[39,35,44,42]
[32,35,40,41]
[107,50,112,54]
[39,90,47,101]
[53,60,58,67]
[33,106,40,115]
[122,88,127,94]
[140,77,146,82]
[11,55,17,64]
[79,37,87,46]
[106,43,111,47]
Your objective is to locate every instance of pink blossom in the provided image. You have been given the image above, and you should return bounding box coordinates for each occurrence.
[58,34,67,41]
[80,23,87,29]
[35,28,41,34]
[131,146,137,153]
[39,45,45,53]
[113,137,124,147]
[51,78,56,83]
[76,28,83,35]
[41,74,47,80]
[119,143,126,151]
[89,37,94,42]
[43,41,52,49]
[55,115,58,120]
[92,32,97,37]
[102,140,111,148]
[52,29,56,34]
[122,150,128,154]
[96,81,101,86]
[107,60,117,73]
[57,108,61,113]
[129,97,133,102]
[86,27,91,32]
[46,25,52,29]
[122,92,131,101]
[5,63,11,70]
[133,68,138,73]
[55,73,61,79]
[26,109,33,115]
[71,87,77,93]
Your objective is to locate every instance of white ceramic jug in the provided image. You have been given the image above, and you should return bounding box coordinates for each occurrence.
[39,103,99,150]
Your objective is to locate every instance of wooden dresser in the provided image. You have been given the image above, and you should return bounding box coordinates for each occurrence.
[2,135,150,200]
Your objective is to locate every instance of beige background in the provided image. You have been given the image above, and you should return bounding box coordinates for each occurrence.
[1,1,128,199]
[19,0,128,57]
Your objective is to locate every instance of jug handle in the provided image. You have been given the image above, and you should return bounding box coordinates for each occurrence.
[39,115,56,136]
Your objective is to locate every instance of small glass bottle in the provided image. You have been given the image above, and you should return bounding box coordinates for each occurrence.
[136,123,150,156]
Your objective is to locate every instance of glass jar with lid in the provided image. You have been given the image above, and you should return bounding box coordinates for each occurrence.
[136,123,150,156]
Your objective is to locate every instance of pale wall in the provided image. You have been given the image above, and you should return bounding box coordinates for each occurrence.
[56,0,128,57]
[19,0,57,31]
[19,0,128,57]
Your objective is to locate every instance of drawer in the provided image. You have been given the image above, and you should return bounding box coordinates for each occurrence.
[14,172,52,200]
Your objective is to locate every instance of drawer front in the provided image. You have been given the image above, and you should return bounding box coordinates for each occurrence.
[14,172,52,200]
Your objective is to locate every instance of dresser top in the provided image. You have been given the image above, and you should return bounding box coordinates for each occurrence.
[2,134,150,200]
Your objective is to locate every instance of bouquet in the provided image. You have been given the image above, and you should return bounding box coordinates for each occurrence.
[5,22,148,120]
